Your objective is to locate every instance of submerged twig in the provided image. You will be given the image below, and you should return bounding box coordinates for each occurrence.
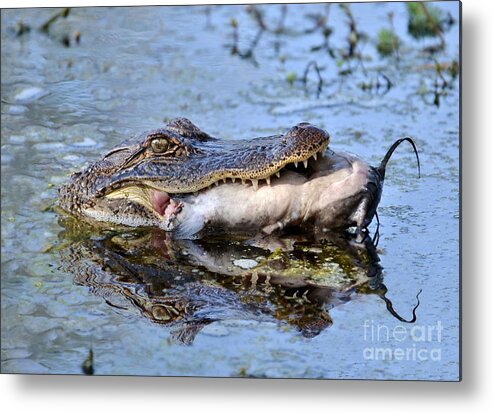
[419,59,458,107]
[14,20,31,37]
[359,72,393,95]
[229,17,263,66]
[247,5,267,30]
[247,4,287,34]
[418,2,446,50]
[309,4,334,55]
[40,8,70,33]
[302,60,324,98]
[274,5,288,35]
[204,6,213,30]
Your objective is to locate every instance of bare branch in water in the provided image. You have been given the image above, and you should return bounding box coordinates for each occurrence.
[302,61,324,99]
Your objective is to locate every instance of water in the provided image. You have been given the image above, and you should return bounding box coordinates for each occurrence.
[1,3,460,379]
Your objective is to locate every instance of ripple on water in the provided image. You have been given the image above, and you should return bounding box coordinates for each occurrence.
[7,135,27,144]
[5,104,28,115]
[2,358,51,374]
[13,86,50,103]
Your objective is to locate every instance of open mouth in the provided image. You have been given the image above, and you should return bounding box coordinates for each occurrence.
[104,185,183,219]
[102,143,330,219]
[150,190,182,217]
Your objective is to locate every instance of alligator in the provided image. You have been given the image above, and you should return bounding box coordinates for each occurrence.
[58,118,420,239]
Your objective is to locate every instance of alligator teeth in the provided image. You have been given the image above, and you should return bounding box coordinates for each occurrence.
[241,179,246,185]
[320,143,328,157]
[214,181,219,187]
[303,159,308,168]
[266,177,271,186]
[294,162,298,168]
[275,171,281,178]
[222,178,227,183]
[251,179,259,191]
[312,152,318,160]
[231,177,236,183]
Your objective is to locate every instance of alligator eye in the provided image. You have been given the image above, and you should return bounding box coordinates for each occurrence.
[150,138,169,153]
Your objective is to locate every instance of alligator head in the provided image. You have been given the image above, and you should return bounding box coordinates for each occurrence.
[58,118,418,239]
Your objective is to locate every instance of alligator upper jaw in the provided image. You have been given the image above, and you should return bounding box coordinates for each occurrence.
[91,121,330,197]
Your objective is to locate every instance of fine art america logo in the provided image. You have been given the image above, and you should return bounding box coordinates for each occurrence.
[363,320,443,361]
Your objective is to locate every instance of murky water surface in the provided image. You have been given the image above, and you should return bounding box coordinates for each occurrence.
[1,3,459,379]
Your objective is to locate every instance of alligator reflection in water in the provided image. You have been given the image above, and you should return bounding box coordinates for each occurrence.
[58,218,411,345]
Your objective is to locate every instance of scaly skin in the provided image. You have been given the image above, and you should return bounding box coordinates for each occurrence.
[57,118,390,238]
[58,118,328,204]
[58,119,330,221]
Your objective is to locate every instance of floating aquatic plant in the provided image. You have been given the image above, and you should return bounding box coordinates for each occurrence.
[376,28,401,57]
[286,72,297,85]
[406,2,444,39]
